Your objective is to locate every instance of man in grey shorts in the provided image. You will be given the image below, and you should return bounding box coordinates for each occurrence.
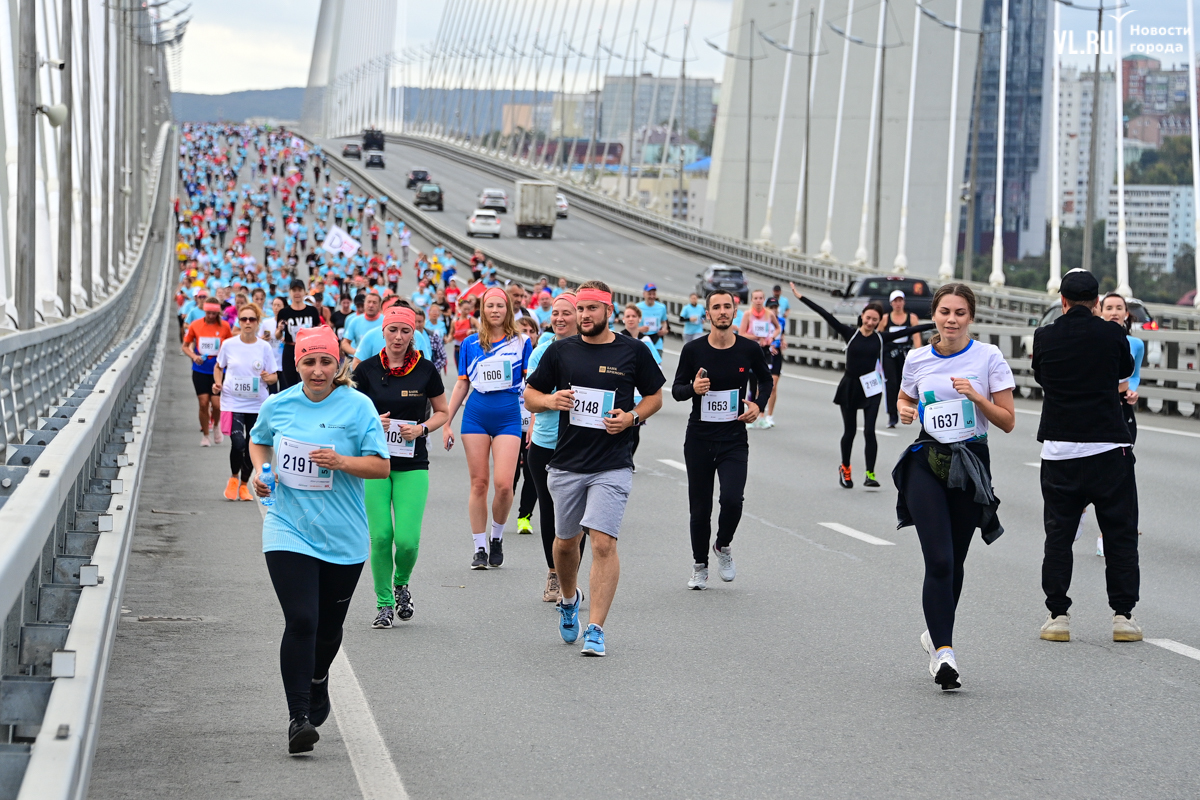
[524,280,665,657]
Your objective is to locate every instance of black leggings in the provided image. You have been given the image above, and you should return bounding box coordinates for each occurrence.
[1122,400,1137,444]
[902,451,982,650]
[527,443,584,570]
[264,551,364,721]
[229,412,258,482]
[280,345,299,389]
[840,396,881,471]
[684,437,749,565]
[513,443,538,519]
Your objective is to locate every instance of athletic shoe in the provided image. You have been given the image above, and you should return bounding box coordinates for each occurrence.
[543,571,561,603]
[687,563,709,590]
[931,648,961,691]
[372,607,394,629]
[1113,614,1143,642]
[517,515,533,534]
[863,471,880,488]
[489,538,504,567]
[471,548,489,570]
[838,465,853,489]
[920,630,935,675]
[1096,535,1105,558]
[213,427,223,445]
[764,416,775,428]
[1040,613,1070,642]
[288,716,320,754]
[558,589,583,643]
[224,476,239,500]
[238,482,253,501]
[394,585,414,620]
[713,544,736,582]
[581,624,606,657]
[200,434,212,447]
[309,676,330,727]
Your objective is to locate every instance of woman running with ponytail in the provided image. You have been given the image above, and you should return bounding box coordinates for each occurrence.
[893,283,1015,691]
[789,283,933,488]
[213,302,278,501]
[444,286,534,569]
[353,304,449,628]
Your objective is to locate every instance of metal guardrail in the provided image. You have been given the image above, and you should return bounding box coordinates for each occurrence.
[0,122,173,800]
[391,132,1200,331]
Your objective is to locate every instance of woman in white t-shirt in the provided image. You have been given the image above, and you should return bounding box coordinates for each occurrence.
[894,283,1015,693]
[213,302,279,501]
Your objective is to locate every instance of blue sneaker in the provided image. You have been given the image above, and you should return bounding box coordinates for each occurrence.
[581,624,605,657]
[557,589,582,644]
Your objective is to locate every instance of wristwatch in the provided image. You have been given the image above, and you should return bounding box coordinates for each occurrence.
[420,424,429,437]
[631,411,641,426]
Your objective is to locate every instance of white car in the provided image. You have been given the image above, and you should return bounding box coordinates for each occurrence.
[466,209,501,238]
[556,193,569,218]
[477,188,509,212]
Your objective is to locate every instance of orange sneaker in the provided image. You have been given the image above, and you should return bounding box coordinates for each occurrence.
[223,476,239,500]
[238,482,254,501]
[838,464,853,489]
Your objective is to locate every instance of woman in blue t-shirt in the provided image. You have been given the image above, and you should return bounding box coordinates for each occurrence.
[443,286,533,570]
[249,326,389,754]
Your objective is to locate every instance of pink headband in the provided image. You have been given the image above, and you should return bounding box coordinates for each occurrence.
[576,288,612,307]
[203,301,221,312]
[293,326,340,365]
[553,292,578,308]
[383,306,417,330]
[483,287,509,305]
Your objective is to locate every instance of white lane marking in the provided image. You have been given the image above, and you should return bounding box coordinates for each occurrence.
[658,458,687,471]
[662,348,841,386]
[1024,462,1040,467]
[818,522,896,546]
[330,651,411,800]
[1139,424,1200,439]
[857,426,898,437]
[1146,638,1200,662]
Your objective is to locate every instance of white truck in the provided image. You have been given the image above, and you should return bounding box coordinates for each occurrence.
[513,181,558,239]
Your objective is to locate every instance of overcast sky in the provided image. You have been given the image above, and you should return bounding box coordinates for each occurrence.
[178,0,1196,96]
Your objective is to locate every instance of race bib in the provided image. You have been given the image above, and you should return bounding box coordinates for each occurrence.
[474,358,513,392]
[644,315,660,334]
[386,419,417,458]
[277,437,333,490]
[923,399,977,444]
[224,376,260,399]
[859,363,885,398]
[700,389,739,423]
[750,318,772,338]
[520,404,532,432]
[197,337,220,357]
[569,386,615,430]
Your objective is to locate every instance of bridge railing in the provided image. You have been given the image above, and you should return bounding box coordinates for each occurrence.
[0,123,174,800]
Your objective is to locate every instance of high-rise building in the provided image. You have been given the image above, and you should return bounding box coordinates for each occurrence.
[600,75,717,159]
[1106,185,1195,273]
[1055,68,1116,229]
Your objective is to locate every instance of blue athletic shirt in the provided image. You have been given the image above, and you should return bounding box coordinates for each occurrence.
[250,383,389,565]
[343,313,382,349]
[528,338,559,449]
[355,327,432,361]
[1126,335,1144,391]
[637,301,668,343]
[680,303,705,336]
[458,333,533,394]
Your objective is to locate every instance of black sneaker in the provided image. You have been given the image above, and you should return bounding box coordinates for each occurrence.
[863,471,881,488]
[471,548,489,569]
[288,716,320,754]
[489,538,504,567]
[394,585,414,620]
[309,676,330,727]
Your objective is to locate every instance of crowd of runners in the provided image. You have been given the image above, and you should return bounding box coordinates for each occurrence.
[174,123,1146,753]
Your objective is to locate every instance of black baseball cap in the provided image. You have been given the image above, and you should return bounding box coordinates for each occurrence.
[1060,269,1099,302]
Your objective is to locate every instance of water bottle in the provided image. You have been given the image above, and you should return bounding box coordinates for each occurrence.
[260,463,276,507]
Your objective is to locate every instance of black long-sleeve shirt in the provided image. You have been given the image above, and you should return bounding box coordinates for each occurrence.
[672,335,772,441]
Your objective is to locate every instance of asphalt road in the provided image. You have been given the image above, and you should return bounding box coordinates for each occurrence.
[90,336,1200,799]
[321,135,789,299]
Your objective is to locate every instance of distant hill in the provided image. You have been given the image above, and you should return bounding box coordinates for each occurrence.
[172,88,305,123]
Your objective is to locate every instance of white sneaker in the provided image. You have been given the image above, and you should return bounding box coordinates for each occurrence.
[1096,535,1104,558]
[764,416,775,428]
[920,630,936,677]
[931,648,961,691]
[1040,613,1070,642]
[713,544,736,582]
[1113,614,1143,642]
[200,434,212,447]
[687,563,708,590]
[213,427,223,444]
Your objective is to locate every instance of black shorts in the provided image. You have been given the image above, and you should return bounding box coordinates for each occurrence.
[191,370,215,397]
[769,349,783,376]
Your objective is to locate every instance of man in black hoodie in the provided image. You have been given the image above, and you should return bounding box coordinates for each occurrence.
[1033,269,1140,644]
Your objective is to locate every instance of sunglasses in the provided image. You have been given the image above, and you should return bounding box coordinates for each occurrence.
[238,316,259,323]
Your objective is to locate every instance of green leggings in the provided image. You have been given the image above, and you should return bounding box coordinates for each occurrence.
[366,470,429,607]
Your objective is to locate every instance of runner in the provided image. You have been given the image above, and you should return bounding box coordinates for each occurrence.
[248,326,390,753]
[513,315,542,535]
[443,287,534,569]
[680,292,706,344]
[637,283,669,355]
[353,305,449,628]
[672,290,772,590]
[790,284,933,489]
[182,300,234,446]
[524,281,666,656]
[1033,270,1141,645]
[276,279,324,389]
[893,283,1015,691]
[212,302,278,500]
[883,290,922,428]
[737,289,782,429]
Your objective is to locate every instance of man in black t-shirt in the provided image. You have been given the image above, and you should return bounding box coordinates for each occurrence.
[525,280,665,657]
[275,279,324,389]
[671,290,771,591]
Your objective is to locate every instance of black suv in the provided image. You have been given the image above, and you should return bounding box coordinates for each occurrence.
[696,265,749,304]
[406,168,431,189]
[363,128,385,151]
[342,143,361,159]
[415,183,444,211]
[365,153,385,169]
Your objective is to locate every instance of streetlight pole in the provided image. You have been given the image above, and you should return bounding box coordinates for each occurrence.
[1081,5,1103,274]
[819,0,857,258]
[16,0,36,328]
[963,30,984,282]
[784,2,827,254]
[1048,0,1061,293]
[895,0,924,272]
[756,0,802,246]
[852,0,889,266]
[989,0,1011,287]
[706,19,766,240]
[81,0,93,307]
[1111,5,1133,297]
